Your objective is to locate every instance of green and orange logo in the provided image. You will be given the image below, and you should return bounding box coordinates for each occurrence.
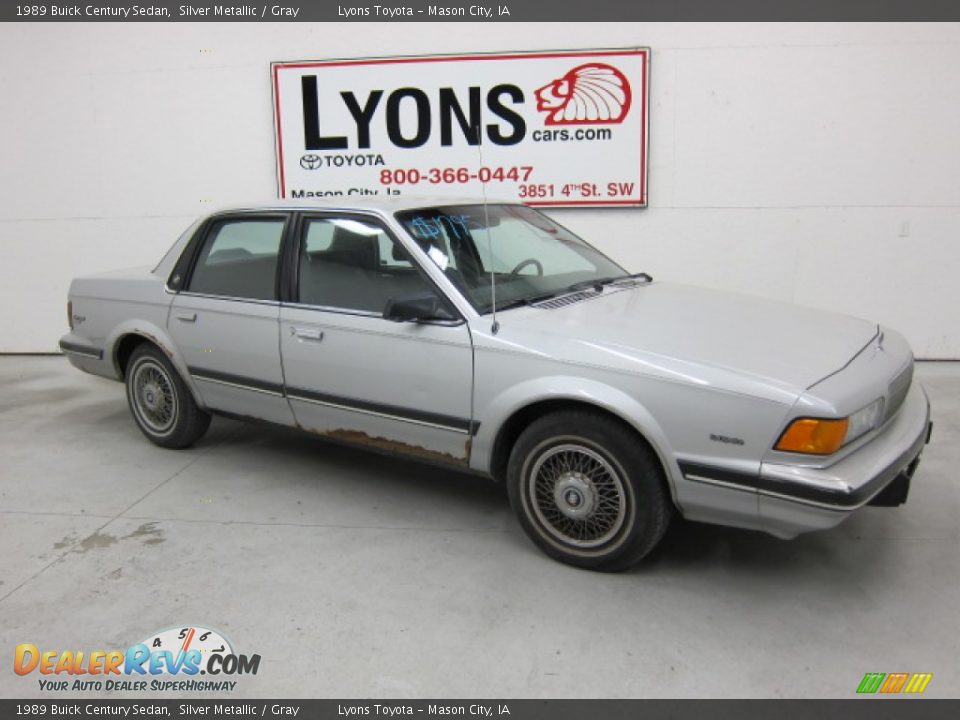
[857,672,933,694]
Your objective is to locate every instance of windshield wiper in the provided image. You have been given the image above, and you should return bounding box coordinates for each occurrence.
[493,273,653,313]
[609,272,653,283]
[577,272,655,291]
[601,273,653,284]
[565,278,608,293]
[562,272,652,295]
[494,291,561,312]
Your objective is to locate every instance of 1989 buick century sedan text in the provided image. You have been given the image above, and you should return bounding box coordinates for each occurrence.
[60,198,933,570]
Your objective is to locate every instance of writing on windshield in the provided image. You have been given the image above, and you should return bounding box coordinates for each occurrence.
[406,215,474,242]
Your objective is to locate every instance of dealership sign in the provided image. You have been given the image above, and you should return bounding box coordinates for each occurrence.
[272,49,649,207]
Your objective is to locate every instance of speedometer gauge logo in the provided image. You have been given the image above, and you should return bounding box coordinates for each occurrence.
[141,625,233,670]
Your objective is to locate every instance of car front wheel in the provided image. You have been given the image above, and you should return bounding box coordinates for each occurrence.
[507,410,672,571]
[125,344,210,449]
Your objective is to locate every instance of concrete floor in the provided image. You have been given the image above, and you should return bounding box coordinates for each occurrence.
[1,356,957,699]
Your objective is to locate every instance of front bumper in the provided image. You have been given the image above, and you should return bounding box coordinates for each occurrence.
[758,382,931,538]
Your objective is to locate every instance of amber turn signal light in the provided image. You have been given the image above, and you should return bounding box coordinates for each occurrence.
[775,417,849,455]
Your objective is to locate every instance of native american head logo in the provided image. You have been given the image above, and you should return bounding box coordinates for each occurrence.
[534,63,632,126]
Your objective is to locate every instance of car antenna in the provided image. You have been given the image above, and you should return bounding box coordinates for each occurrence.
[477,140,499,335]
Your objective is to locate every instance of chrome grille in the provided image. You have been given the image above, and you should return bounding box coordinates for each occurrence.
[884,363,913,423]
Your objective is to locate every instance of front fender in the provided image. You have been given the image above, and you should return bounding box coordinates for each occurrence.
[470,375,680,500]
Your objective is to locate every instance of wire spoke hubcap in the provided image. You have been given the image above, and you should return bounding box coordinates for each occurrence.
[132,361,177,434]
[529,443,627,548]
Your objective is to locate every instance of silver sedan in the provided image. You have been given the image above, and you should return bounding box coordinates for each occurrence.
[60,198,932,570]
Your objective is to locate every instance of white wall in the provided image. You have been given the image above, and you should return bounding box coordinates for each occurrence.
[1,22,958,355]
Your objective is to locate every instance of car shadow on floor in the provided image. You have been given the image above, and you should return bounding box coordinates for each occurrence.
[204,415,509,512]
[641,512,902,583]
[192,416,898,582]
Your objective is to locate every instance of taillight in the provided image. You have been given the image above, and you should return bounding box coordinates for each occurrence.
[67,301,73,330]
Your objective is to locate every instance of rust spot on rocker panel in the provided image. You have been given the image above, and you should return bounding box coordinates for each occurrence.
[305,427,470,466]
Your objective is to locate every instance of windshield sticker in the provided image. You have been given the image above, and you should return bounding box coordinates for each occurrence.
[408,215,473,241]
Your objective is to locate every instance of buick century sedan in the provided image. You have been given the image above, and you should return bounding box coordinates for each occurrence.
[60,198,932,570]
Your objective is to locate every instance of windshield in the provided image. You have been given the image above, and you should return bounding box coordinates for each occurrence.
[395,204,628,314]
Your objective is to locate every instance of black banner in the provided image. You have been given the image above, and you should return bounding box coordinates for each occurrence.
[3,0,960,22]
[1,700,959,718]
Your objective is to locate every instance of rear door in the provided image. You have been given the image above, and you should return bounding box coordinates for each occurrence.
[279,213,475,465]
[168,213,293,426]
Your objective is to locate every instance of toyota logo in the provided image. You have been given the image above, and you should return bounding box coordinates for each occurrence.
[300,154,322,170]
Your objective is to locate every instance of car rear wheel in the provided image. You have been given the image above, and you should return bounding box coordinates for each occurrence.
[507,410,672,571]
[125,344,210,449]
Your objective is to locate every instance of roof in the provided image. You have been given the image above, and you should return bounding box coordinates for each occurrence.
[208,195,521,216]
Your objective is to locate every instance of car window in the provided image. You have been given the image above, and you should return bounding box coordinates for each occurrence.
[298,217,436,313]
[396,205,626,313]
[188,218,285,301]
[378,234,414,269]
[303,220,335,252]
[474,218,596,275]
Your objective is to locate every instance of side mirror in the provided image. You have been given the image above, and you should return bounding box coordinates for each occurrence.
[383,291,457,323]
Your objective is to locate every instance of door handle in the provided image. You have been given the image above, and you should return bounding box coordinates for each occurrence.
[175,313,197,323]
[291,327,324,342]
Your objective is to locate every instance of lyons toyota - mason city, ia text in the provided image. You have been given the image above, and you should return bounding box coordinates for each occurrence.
[338,5,511,18]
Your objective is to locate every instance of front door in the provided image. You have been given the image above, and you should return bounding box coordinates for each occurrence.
[279,214,474,464]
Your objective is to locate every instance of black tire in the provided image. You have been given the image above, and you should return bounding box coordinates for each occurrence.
[125,344,211,449]
[506,410,672,571]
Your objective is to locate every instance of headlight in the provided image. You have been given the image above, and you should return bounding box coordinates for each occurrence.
[845,397,885,444]
[775,398,884,455]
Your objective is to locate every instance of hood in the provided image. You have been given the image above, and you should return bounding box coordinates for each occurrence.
[497,282,878,396]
